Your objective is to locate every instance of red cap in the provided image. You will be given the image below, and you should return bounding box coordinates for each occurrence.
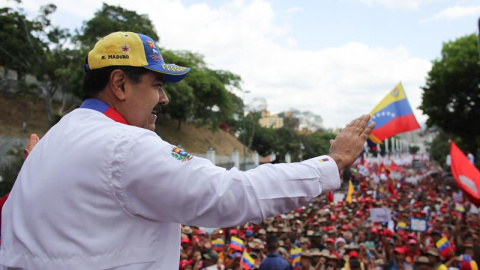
[383,229,394,237]
[394,247,405,254]
[371,227,378,234]
[181,237,191,244]
[230,229,238,235]
[326,238,335,244]
[349,251,359,258]
[331,215,337,221]
[408,239,418,245]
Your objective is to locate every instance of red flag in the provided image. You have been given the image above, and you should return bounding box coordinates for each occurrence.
[326,191,334,203]
[450,142,480,206]
[387,162,398,172]
[387,179,398,198]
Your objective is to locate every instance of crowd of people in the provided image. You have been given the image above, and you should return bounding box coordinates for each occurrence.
[178,154,480,270]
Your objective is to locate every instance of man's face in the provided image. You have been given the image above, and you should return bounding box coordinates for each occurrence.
[326,260,337,270]
[427,254,438,264]
[416,263,429,270]
[395,252,405,261]
[122,71,168,131]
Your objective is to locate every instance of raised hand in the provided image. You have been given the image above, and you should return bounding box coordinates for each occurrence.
[328,115,375,171]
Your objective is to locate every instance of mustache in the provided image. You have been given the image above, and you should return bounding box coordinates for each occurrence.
[152,105,164,115]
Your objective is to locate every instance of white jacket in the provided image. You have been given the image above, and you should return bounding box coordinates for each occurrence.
[1,103,340,270]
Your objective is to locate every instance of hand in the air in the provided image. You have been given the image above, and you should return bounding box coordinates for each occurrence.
[328,114,375,171]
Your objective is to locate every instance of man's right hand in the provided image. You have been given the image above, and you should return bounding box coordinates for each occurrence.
[328,114,375,171]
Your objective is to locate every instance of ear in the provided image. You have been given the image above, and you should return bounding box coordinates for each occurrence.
[109,69,127,101]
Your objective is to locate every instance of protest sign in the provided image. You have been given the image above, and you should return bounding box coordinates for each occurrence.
[370,208,391,223]
[410,218,428,232]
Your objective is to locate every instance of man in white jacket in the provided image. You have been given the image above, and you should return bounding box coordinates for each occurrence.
[0,31,374,270]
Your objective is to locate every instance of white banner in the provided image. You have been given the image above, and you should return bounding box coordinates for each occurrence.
[334,192,344,204]
[410,218,428,232]
[370,208,391,223]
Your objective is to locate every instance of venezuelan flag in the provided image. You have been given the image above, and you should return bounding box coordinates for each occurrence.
[291,247,302,267]
[241,251,255,270]
[436,237,452,258]
[397,221,407,231]
[369,82,420,144]
[211,239,225,251]
[462,255,479,270]
[346,180,354,204]
[230,236,245,252]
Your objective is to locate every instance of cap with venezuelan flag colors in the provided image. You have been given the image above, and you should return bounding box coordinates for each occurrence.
[85,31,190,83]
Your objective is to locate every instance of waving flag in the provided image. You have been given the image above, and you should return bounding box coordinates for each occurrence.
[211,239,225,252]
[450,141,480,206]
[241,251,255,270]
[461,255,479,270]
[397,221,407,231]
[291,247,302,267]
[346,180,354,204]
[369,83,420,143]
[230,236,245,252]
[436,237,453,258]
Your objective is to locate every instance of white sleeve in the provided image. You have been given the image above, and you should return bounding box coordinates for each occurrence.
[115,132,340,228]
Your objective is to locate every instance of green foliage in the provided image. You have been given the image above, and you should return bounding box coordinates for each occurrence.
[300,131,336,160]
[0,6,44,78]
[0,145,24,197]
[409,145,420,154]
[420,34,480,152]
[162,50,242,130]
[248,119,335,162]
[428,131,450,169]
[76,3,159,47]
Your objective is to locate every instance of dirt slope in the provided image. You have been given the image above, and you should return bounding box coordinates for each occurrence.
[0,92,247,155]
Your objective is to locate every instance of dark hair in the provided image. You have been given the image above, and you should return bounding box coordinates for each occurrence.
[82,66,150,100]
[350,258,361,269]
[266,235,279,251]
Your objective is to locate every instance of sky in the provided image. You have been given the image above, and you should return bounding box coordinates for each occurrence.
[6,0,480,129]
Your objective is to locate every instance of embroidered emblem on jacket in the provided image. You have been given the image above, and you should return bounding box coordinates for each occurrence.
[171,147,193,162]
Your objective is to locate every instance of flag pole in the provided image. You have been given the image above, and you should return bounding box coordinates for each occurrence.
[385,138,389,156]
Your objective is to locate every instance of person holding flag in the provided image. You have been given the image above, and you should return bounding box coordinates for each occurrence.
[241,251,256,270]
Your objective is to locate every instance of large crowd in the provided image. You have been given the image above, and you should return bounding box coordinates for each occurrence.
[178,154,480,270]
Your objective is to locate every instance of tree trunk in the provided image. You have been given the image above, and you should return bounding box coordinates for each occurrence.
[177,119,182,131]
[22,102,28,133]
[42,82,54,126]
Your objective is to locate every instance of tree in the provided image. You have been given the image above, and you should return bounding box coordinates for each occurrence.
[0,5,43,83]
[32,4,80,125]
[76,3,158,47]
[428,130,451,169]
[162,50,242,131]
[420,34,480,152]
[76,5,243,131]
[0,3,79,126]
[0,144,25,197]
